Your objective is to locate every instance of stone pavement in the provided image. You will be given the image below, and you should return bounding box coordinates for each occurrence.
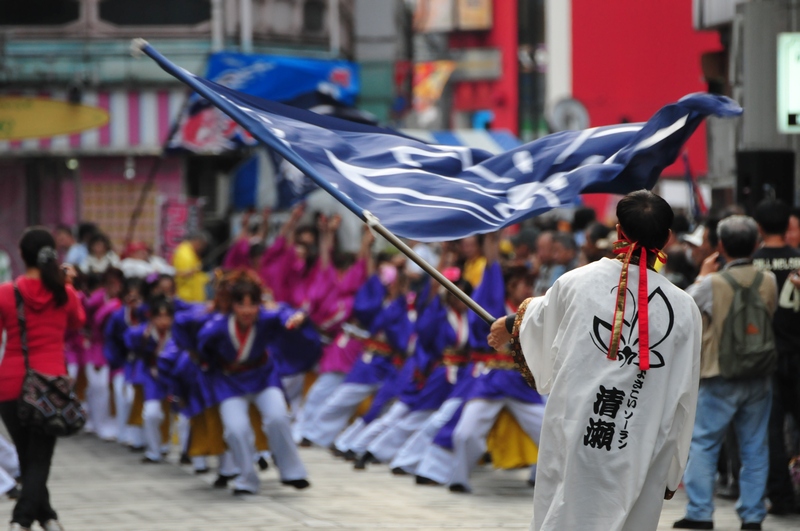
[2,432,800,530]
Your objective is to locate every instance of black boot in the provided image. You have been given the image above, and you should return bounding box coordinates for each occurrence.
[213,474,238,488]
[281,479,311,490]
[673,518,713,529]
[354,451,376,470]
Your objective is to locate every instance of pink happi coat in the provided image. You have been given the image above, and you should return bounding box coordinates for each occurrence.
[308,259,369,375]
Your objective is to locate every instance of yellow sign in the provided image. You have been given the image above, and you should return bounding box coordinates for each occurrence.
[0,97,109,141]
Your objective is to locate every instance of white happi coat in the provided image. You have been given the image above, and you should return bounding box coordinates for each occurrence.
[519,257,701,531]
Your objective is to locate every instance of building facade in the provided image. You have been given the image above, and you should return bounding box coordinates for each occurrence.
[0,0,353,272]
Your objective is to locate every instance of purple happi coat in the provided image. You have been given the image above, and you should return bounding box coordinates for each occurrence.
[432,262,543,451]
[104,305,144,379]
[124,323,171,401]
[156,304,217,417]
[197,308,294,404]
[267,303,322,378]
[343,275,412,387]
[398,293,471,412]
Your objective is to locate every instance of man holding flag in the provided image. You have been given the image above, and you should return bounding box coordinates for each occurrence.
[489,190,702,530]
[134,39,743,529]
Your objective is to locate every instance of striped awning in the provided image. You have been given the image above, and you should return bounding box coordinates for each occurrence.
[0,88,187,156]
[398,129,521,154]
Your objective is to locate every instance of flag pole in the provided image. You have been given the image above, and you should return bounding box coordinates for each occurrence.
[131,38,498,325]
[363,212,496,324]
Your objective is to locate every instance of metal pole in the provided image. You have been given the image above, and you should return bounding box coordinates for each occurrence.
[329,0,340,57]
[240,0,253,54]
[365,213,496,324]
[211,0,224,52]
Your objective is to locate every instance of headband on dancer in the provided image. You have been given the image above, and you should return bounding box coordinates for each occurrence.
[609,236,667,371]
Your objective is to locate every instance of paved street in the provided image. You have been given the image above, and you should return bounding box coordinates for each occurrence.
[2,432,799,530]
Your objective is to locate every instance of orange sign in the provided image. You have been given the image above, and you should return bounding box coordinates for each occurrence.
[413,61,457,112]
[0,97,109,141]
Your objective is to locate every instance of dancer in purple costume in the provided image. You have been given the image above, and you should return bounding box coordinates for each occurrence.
[425,234,545,493]
[124,297,174,463]
[196,271,310,494]
[301,260,412,453]
[352,273,473,470]
[104,278,147,449]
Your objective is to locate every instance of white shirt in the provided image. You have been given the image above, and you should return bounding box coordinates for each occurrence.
[519,258,701,531]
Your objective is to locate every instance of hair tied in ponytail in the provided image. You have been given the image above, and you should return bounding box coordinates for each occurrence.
[37,246,58,267]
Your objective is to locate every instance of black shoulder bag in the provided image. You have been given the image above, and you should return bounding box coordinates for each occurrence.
[14,284,86,437]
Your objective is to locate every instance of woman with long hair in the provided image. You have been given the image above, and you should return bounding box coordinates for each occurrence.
[0,227,86,531]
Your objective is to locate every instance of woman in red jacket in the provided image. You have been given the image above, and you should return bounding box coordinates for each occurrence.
[0,227,85,531]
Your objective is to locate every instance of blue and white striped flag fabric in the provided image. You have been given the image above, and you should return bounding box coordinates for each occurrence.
[143,44,742,241]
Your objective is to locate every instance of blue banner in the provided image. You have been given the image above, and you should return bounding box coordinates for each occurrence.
[205,52,359,106]
[169,51,359,153]
[143,43,742,241]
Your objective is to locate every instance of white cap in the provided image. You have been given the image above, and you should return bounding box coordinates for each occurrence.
[682,225,705,247]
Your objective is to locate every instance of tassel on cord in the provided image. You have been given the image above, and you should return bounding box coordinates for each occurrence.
[609,240,667,371]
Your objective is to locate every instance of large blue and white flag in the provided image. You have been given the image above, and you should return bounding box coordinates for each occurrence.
[141,42,742,242]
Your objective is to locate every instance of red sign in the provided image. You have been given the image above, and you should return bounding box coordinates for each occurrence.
[160,198,203,262]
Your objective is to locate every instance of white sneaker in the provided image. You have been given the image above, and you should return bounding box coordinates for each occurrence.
[41,520,64,531]
[8,523,31,531]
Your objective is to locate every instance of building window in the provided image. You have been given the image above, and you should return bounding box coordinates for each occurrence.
[303,0,326,33]
[98,0,211,26]
[1,0,80,26]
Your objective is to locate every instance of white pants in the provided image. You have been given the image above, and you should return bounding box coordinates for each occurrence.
[86,364,117,440]
[143,399,165,461]
[0,467,13,495]
[293,372,344,442]
[333,418,366,454]
[416,444,456,485]
[0,434,19,492]
[112,374,131,445]
[391,398,462,473]
[281,373,306,419]
[218,451,239,477]
[303,382,376,448]
[177,413,190,454]
[368,408,433,464]
[66,362,79,381]
[450,398,546,490]
[0,435,19,479]
[347,401,409,456]
[219,387,307,492]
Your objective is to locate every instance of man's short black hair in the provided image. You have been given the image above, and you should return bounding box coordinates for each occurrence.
[616,190,674,250]
[717,216,759,259]
[754,199,791,235]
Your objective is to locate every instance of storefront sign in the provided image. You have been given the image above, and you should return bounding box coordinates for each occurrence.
[456,0,492,30]
[450,48,502,81]
[160,198,203,262]
[778,33,800,134]
[0,97,109,141]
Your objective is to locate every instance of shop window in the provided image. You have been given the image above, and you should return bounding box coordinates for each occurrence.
[303,0,326,33]
[267,0,296,34]
[1,0,80,26]
[98,0,210,26]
